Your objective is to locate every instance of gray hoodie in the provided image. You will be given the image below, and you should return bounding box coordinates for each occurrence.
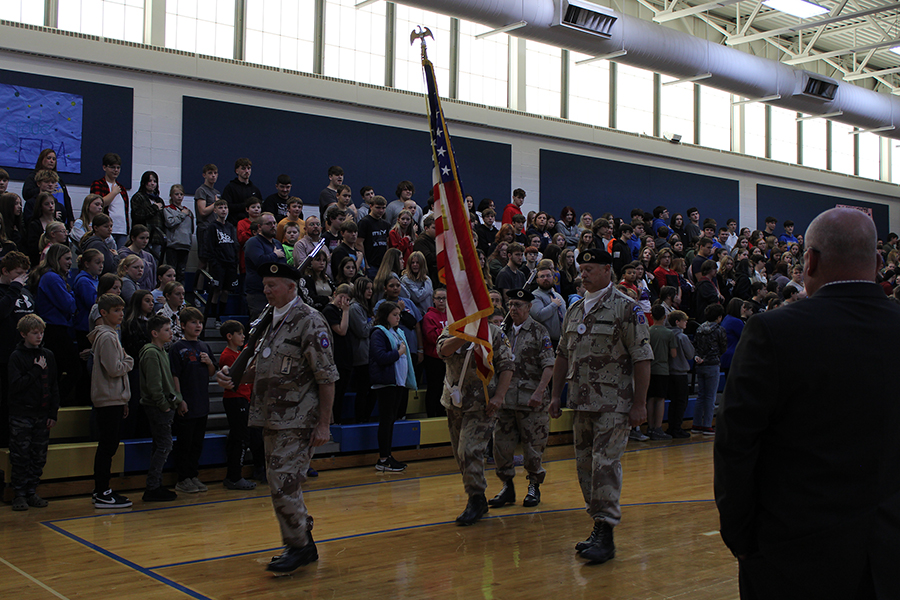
[666,324,695,375]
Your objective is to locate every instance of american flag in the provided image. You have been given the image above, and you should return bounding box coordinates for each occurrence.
[422,51,495,390]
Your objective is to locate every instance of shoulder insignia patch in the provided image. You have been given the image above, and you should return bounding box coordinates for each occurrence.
[542,337,552,349]
[318,332,330,349]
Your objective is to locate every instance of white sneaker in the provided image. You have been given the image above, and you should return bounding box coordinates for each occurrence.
[191,477,208,492]
[175,478,199,493]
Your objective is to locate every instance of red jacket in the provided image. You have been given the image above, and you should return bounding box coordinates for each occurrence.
[422,307,447,358]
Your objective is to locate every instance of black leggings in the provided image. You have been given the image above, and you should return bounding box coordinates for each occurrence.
[375,385,404,458]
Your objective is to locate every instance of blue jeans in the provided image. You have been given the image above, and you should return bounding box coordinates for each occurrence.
[694,365,720,428]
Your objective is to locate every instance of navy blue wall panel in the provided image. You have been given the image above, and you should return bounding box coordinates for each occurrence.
[0,69,134,187]
[756,184,890,240]
[181,97,511,212]
[539,149,740,229]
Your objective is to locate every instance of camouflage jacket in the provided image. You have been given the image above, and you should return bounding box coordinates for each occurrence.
[557,284,653,413]
[503,317,555,411]
[437,323,514,412]
[250,299,340,429]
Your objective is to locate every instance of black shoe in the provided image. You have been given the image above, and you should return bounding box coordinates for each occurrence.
[93,489,132,509]
[668,428,691,439]
[578,521,616,564]
[488,480,515,508]
[575,521,602,552]
[266,542,318,574]
[143,486,178,502]
[522,480,540,507]
[455,493,489,526]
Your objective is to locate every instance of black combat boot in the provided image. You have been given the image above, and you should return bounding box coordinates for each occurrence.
[488,480,515,508]
[522,479,540,507]
[578,521,615,564]
[269,516,317,572]
[575,520,602,552]
[455,493,489,525]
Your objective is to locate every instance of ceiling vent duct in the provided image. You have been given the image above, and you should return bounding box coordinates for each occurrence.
[799,72,839,101]
[557,1,617,38]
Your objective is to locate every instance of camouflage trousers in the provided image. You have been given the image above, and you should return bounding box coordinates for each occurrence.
[446,405,491,496]
[493,408,549,484]
[263,428,313,548]
[573,411,629,526]
[8,415,50,497]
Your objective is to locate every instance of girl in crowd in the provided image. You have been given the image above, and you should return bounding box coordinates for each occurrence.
[38,222,68,262]
[633,263,653,314]
[118,254,145,302]
[22,149,73,224]
[73,249,104,349]
[349,277,374,423]
[421,287,447,418]
[477,249,493,288]
[494,223,516,247]
[551,233,567,249]
[578,212,593,233]
[152,264,176,307]
[334,256,359,287]
[26,193,57,264]
[157,281,186,346]
[720,298,752,378]
[556,206,580,249]
[672,257,693,314]
[322,284,353,424]
[372,247,404,302]
[717,256,736,304]
[121,289,156,438]
[80,214,119,275]
[129,171,166,260]
[640,246,657,275]
[388,209,416,263]
[88,273,123,332]
[488,242,508,281]
[369,300,416,472]
[558,248,577,300]
[669,213,686,240]
[730,236,750,259]
[732,258,753,301]
[70,194,111,249]
[574,229,594,266]
[400,251,433,315]
[118,225,159,291]
[784,264,805,296]
[0,192,25,249]
[300,250,334,311]
[653,248,678,293]
[163,184,193,281]
[31,243,79,404]
[670,235,685,259]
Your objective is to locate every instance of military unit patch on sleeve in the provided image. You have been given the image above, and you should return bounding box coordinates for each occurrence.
[318,332,330,349]
[633,304,646,325]
[543,337,552,349]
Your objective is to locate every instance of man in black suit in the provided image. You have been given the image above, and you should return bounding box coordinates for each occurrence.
[714,207,900,600]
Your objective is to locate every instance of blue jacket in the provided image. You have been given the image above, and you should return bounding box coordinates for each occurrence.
[36,271,76,327]
[72,270,99,332]
[369,326,405,387]
[244,234,286,294]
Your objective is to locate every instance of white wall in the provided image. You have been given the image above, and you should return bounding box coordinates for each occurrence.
[2,22,898,236]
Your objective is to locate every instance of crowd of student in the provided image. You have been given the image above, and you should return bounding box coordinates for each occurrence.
[2,150,899,511]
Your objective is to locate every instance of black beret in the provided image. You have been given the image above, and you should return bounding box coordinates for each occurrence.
[505,288,534,302]
[577,250,613,265]
[258,262,300,280]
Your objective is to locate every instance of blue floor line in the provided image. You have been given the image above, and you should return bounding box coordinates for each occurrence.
[42,521,212,600]
[146,499,714,571]
[43,438,714,526]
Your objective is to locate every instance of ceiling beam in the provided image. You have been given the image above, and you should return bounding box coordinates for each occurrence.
[802,0,847,53]
[738,1,764,37]
[725,2,900,46]
[844,65,900,81]
[653,0,742,23]
[783,37,900,66]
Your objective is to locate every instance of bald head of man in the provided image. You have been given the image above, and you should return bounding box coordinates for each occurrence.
[803,208,878,296]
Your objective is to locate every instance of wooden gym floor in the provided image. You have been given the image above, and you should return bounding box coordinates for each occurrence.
[0,437,738,600]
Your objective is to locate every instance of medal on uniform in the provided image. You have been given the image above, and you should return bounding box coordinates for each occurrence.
[262,347,272,358]
[577,324,587,334]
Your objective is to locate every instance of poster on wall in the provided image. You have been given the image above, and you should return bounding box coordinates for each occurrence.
[0,83,83,173]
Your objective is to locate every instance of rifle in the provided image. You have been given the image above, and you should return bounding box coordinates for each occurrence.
[224,238,328,386]
[501,267,539,333]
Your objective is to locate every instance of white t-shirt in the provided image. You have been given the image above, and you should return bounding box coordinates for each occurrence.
[107,185,127,235]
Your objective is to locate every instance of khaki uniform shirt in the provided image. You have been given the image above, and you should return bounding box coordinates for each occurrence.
[503,317,555,411]
[557,284,653,413]
[437,323,514,412]
[250,299,340,429]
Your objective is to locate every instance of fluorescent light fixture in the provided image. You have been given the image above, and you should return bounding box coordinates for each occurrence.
[891,46,900,56]
[763,0,829,19]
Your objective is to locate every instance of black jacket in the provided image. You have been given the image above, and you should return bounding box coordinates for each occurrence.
[201,220,239,267]
[0,282,36,364]
[7,340,59,420]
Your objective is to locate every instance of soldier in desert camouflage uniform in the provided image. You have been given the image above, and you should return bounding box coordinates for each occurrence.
[550,249,653,565]
[488,288,555,509]
[216,262,338,575]
[437,322,514,525]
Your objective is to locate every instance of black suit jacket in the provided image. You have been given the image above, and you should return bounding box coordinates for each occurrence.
[715,282,900,599]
